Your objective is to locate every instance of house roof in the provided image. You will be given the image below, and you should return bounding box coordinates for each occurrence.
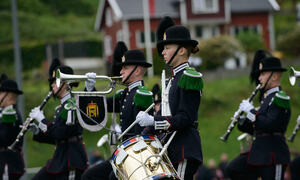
[117,0,179,20]
[95,0,279,31]
[230,0,279,13]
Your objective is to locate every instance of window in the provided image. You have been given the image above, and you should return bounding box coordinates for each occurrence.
[192,0,219,14]
[195,25,219,39]
[195,25,203,37]
[116,30,123,42]
[136,31,156,48]
[231,25,262,36]
[104,35,112,56]
[105,8,112,27]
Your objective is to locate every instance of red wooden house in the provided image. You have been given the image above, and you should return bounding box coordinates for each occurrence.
[94,0,279,64]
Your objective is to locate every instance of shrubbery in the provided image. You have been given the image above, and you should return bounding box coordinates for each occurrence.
[236,31,265,52]
[196,35,243,70]
[277,28,300,58]
[0,40,103,71]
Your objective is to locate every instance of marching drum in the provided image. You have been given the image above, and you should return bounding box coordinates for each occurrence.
[111,135,180,180]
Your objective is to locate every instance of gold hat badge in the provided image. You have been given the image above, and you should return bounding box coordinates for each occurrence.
[122,55,125,63]
[259,63,263,70]
[163,33,167,40]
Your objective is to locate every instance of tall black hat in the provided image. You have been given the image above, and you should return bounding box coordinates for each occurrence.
[151,83,161,104]
[156,16,198,56]
[250,50,271,85]
[259,57,287,72]
[112,41,128,76]
[120,50,152,68]
[0,79,23,94]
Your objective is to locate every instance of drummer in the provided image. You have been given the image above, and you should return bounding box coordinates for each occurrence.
[82,42,153,180]
[135,16,204,179]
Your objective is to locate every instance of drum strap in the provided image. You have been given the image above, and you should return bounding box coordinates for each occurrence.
[177,159,187,179]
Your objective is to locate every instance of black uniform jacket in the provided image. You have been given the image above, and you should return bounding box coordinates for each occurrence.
[33,94,88,173]
[238,86,291,165]
[154,63,203,165]
[0,105,25,175]
[107,80,146,140]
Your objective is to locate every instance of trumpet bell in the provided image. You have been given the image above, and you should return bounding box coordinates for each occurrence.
[289,67,300,86]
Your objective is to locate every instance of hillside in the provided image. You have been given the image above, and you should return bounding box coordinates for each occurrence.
[0,0,101,45]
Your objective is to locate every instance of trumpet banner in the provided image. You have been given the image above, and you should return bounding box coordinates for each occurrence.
[75,95,107,132]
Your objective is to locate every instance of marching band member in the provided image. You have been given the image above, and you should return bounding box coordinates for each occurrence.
[227,57,291,180]
[136,16,204,179]
[0,78,25,180]
[81,44,153,180]
[226,49,270,180]
[29,59,88,180]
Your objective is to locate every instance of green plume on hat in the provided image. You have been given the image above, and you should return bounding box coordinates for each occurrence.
[178,67,203,91]
[134,86,153,109]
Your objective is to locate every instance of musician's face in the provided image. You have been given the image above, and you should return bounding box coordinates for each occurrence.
[51,81,67,98]
[120,65,135,84]
[162,44,179,66]
[259,71,272,89]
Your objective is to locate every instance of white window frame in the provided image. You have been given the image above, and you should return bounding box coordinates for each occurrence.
[192,0,219,14]
[104,35,112,56]
[230,25,263,36]
[116,30,123,42]
[105,8,112,27]
[195,25,220,39]
[135,31,156,48]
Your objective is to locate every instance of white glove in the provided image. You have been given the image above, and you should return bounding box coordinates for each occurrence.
[85,72,96,92]
[239,100,254,114]
[28,123,39,135]
[155,120,170,130]
[297,115,300,124]
[29,107,45,123]
[239,100,256,122]
[136,111,154,127]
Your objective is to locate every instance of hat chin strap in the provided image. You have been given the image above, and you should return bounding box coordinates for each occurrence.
[0,92,8,107]
[262,71,274,93]
[167,45,182,65]
[53,82,66,98]
[122,65,138,85]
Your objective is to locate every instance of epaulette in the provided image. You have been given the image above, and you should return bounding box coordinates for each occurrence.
[115,89,124,99]
[178,67,203,90]
[272,91,290,109]
[60,98,77,121]
[64,97,77,110]
[134,86,153,109]
[0,108,17,123]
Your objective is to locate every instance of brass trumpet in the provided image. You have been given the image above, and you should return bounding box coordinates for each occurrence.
[56,69,122,95]
[289,66,300,86]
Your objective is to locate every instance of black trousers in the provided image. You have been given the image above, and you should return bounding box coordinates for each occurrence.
[81,160,116,180]
[290,155,300,180]
[226,153,256,180]
[226,153,287,180]
[31,166,83,180]
[0,174,22,180]
[173,159,199,180]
